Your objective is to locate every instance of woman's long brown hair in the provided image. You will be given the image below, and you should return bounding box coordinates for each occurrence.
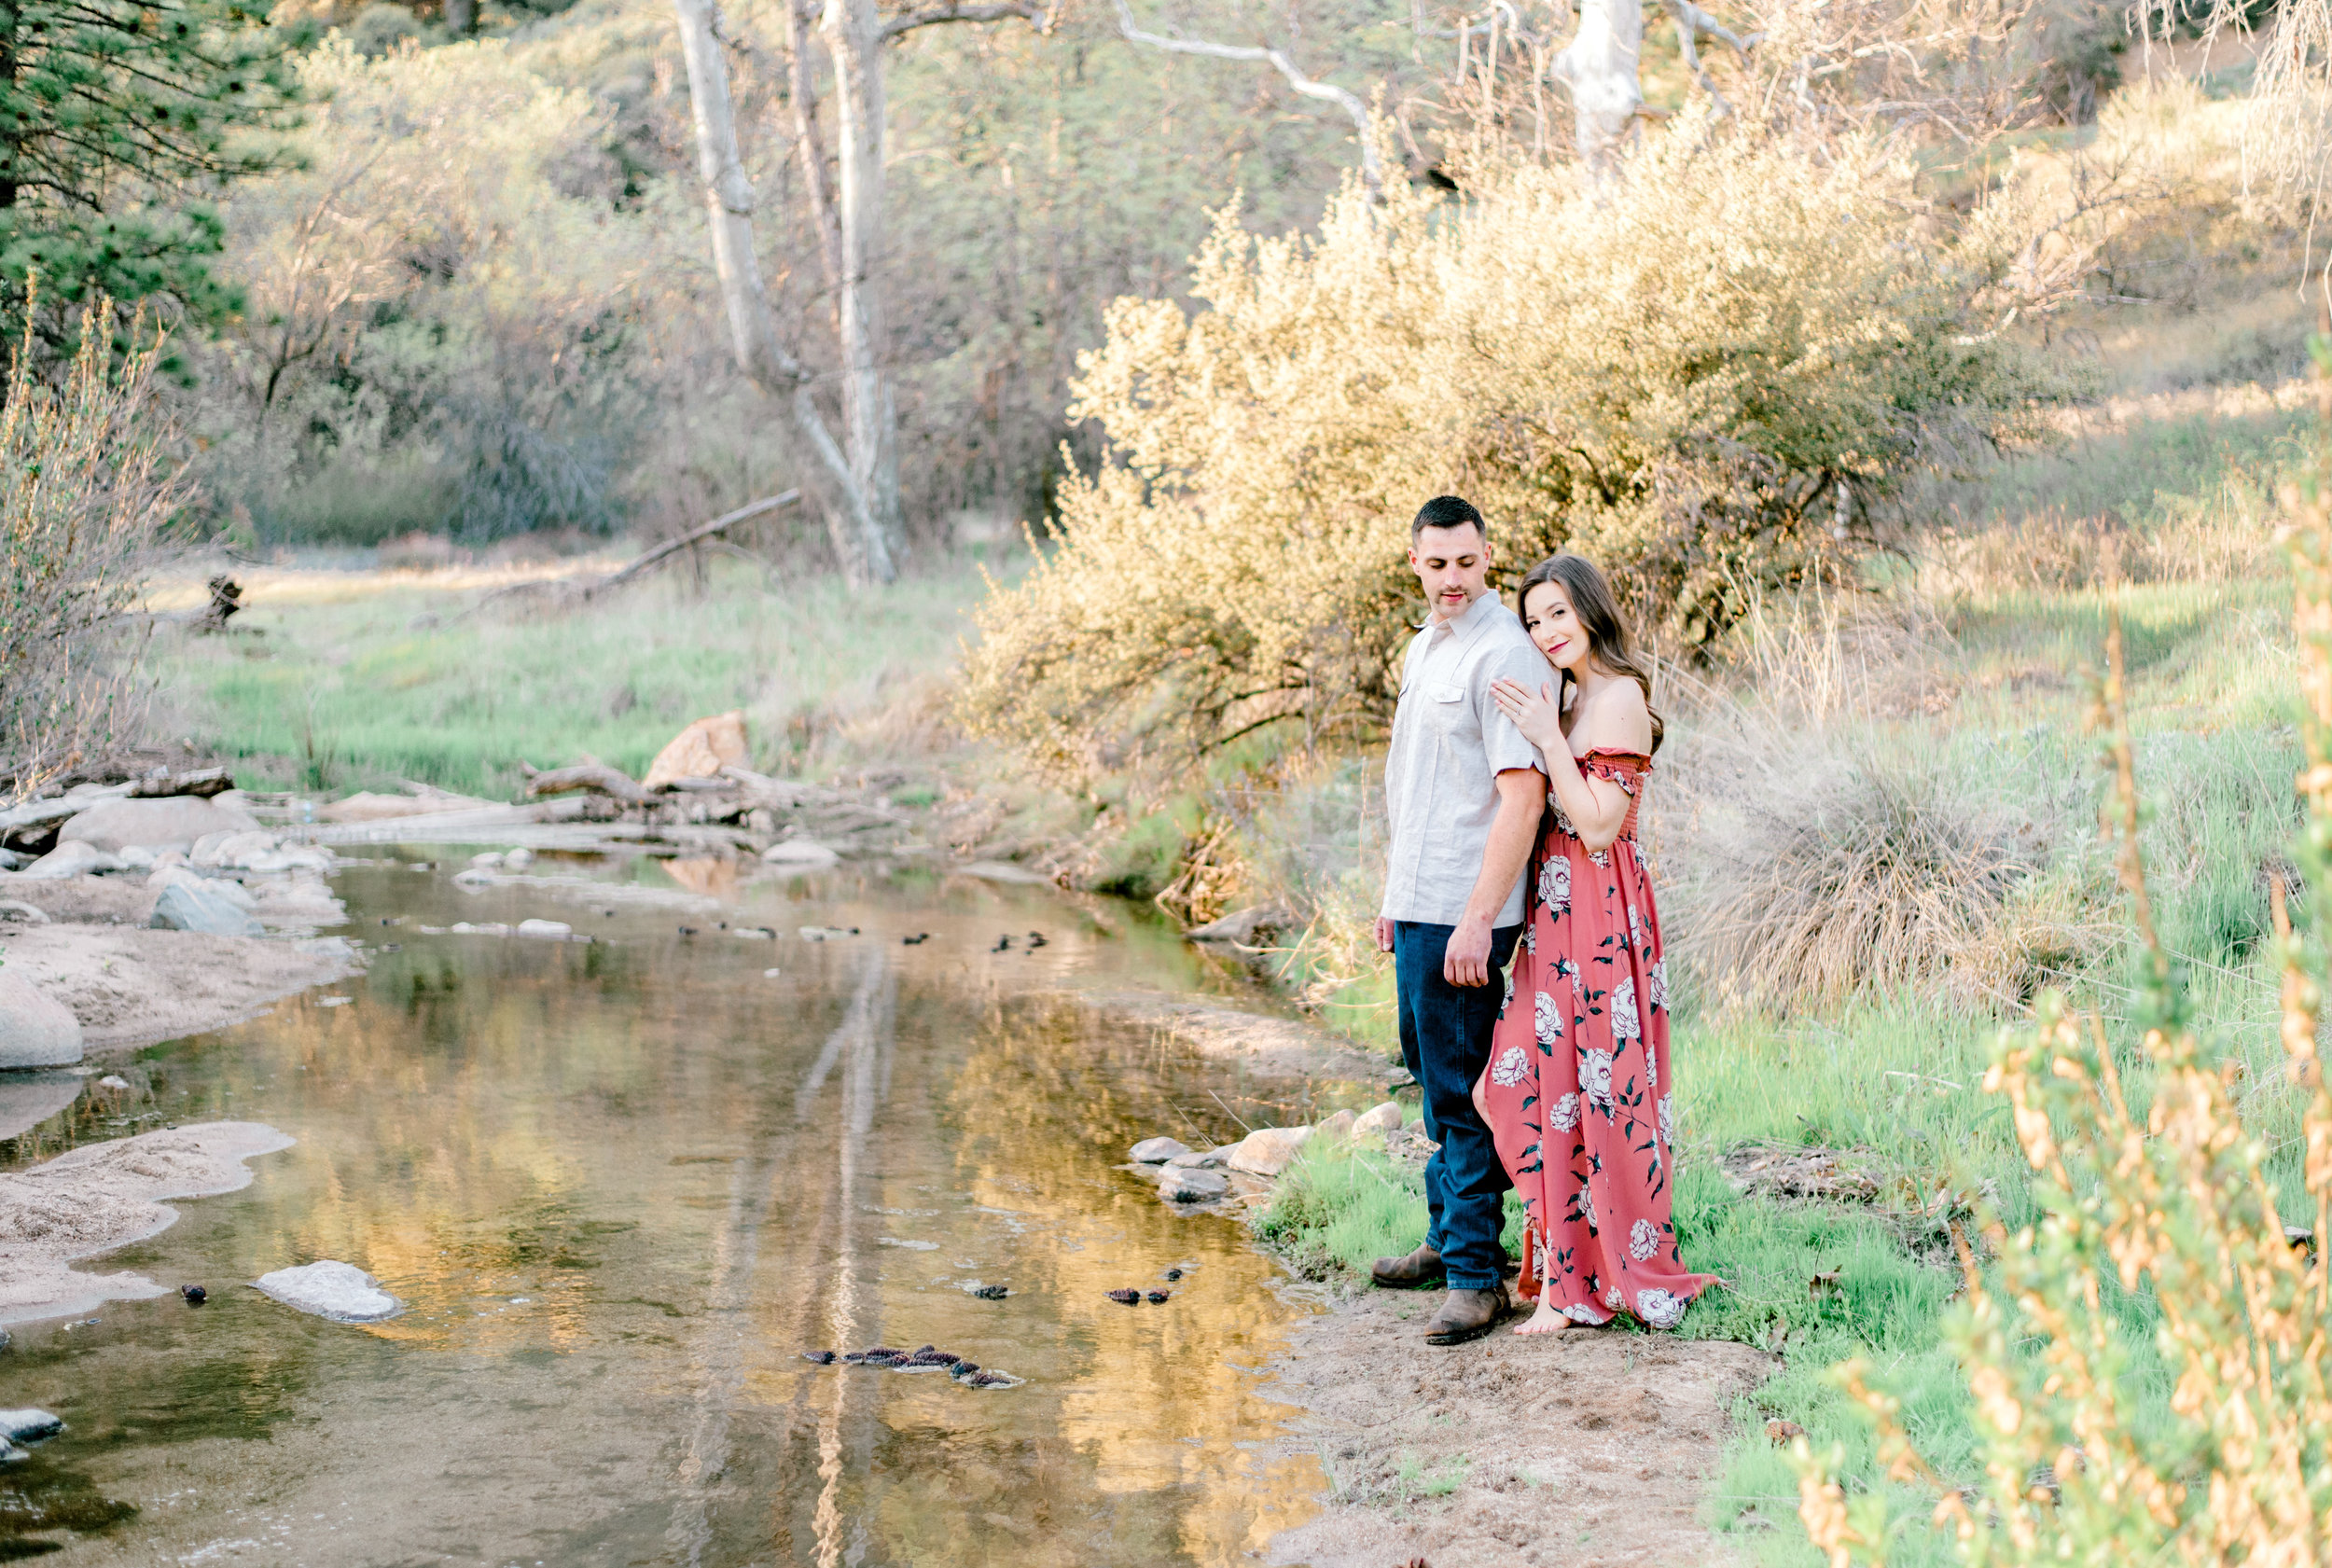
[1514,553,1664,754]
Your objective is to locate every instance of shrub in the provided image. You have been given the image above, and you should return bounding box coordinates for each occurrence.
[1792,347,2332,1562]
[0,299,186,799]
[962,123,2069,784]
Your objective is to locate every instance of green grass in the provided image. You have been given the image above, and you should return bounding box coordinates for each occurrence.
[149,555,1003,797]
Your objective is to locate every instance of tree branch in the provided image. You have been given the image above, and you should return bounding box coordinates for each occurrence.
[881,1,1048,38]
[1109,0,1383,202]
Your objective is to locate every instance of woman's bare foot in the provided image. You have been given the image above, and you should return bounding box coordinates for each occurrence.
[1511,1298,1571,1336]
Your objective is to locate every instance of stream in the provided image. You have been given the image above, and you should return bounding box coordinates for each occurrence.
[0,853,1347,1565]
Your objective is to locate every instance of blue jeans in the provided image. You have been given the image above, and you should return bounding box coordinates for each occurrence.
[1394,919,1521,1291]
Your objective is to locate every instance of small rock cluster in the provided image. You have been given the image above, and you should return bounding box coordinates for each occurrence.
[1125,1099,1414,1207]
[807,1345,1022,1388]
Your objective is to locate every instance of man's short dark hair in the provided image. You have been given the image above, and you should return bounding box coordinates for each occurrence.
[1412,494,1487,542]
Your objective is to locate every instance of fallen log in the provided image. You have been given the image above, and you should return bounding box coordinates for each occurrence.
[473,493,802,615]
[521,760,657,805]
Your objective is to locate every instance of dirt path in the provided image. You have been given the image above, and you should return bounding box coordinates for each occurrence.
[1261,1289,1772,1567]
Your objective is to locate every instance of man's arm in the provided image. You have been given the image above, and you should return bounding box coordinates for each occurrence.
[1443,767,1542,987]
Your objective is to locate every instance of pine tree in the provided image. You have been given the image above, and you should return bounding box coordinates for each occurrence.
[0,0,309,331]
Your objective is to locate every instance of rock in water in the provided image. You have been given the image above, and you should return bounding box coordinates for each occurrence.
[1105,1288,1141,1305]
[1226,1126,1313,1177]
[58,797,257,854]
[1353,1101,1406,1137]
[181,1284,207,1305]
[1158,1167,1230,1203]
[1165,1146,1229,1170]
[969,1284,1008,1299]
[762,840,840,871]
[1146,1290,1171,1303]
[149,879,265,937]
[252,1260,401,1323]
[0,974,81,1068]
[800,1350,837,1365]
[1128,1136,1191,1164]
[642,711,747,791]
[502,847,535,870]
[515,919,572,940]
[0,1411,63,1443]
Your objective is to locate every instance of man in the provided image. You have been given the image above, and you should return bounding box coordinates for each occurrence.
[1371,494,1548,1345]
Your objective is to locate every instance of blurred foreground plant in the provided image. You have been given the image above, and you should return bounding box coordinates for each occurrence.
[0,296,185,799]
[1791,329,2332,1562]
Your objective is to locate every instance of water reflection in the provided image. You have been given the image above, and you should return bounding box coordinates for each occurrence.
[0,861,1326,1564]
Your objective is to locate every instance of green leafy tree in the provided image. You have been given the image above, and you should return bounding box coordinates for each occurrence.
[0,0,309,332]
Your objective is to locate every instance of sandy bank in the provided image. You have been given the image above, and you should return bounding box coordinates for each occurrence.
[0,1122,294,1327]
[2,923,357,1051]
[1083,989,1395,1085]
[1263,1290,1771,1566]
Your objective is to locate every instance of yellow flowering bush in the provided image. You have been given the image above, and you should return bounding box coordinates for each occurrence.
[963,122,2066,783]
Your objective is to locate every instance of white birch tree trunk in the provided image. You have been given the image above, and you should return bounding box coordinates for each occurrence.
[1552,0,1752,174]
[822,0,908,554]
[673,0,898,584]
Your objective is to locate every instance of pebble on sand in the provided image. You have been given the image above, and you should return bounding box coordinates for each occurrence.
[252,1260,402,1323]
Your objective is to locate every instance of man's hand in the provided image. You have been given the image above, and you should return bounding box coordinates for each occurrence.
[1375,916,1396,954]
[1444,913,1493,988]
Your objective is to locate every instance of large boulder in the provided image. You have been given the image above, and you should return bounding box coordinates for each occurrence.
[642,711,747,791]
[0,973,82,1068]
[58,796,257,854]
[149,877,264,937]
[1225,1125,1313,1177]
[1353,1101,1406,1137]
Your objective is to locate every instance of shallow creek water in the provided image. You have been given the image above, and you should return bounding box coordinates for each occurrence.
[0,855,1353,1565]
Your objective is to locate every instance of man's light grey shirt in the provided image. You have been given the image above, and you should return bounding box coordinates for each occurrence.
[1380,591,1548,927]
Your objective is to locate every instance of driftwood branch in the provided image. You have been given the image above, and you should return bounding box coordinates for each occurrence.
[521,760,658,804]
[471,492,801,616]
[882,0,1047,37]
[1110,0,1383,202]
[584,491,801,598]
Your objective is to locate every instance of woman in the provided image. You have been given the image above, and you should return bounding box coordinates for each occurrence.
[1475,554,1716,1333]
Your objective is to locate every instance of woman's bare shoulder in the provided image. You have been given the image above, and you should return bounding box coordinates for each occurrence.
[1571,678,1654,755]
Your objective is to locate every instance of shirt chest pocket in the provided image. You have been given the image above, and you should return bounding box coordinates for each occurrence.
[1423,682,1470,732]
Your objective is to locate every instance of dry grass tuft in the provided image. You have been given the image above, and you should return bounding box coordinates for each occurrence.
[1659,589,2102,1011]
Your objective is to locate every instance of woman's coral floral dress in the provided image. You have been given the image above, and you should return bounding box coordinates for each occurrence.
[1481,748,1716,1328]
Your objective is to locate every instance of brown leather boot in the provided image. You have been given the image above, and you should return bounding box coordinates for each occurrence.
[1370,1242,1444,1289]
[1423,1284,1510,1345]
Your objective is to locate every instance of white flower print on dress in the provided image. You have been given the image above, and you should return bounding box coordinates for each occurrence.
[1579,1184,1597,1232]
[1534,990,1562,1046]
[1609,976,1642,1042]
[1603,1283,1626,1311]
[1537,855,1572,915]
[1647,958,1669,1012]
[1658,1094,1674,1148]
[1581,1048,1616,1115]
[1551,800,1579,840]
[1635,1287,1687,1329]
[1490,1045,1530,1089]
[1548,1092,1581,1132]
[1629,1219,1660,1261]
[1521,924,1536,955]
